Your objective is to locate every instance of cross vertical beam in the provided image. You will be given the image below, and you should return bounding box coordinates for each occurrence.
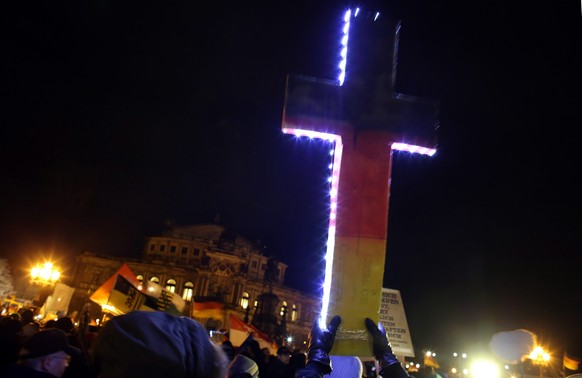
[282,7,438,356]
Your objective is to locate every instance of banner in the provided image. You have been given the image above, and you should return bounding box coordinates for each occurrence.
[44,283,75,316]
[378,288,415,357]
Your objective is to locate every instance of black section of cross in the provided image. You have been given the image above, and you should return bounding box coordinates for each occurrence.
[283,9,438,147]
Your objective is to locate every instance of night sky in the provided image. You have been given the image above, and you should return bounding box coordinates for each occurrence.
[2,0,581,362]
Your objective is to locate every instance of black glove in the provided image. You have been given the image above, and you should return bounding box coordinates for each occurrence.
[365,318,401,370]
[304,315,341,376]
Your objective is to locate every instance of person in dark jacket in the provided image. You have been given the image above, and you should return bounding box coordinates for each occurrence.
[4,328,81,378]
[294,316,411,378]
[264,345,294,378]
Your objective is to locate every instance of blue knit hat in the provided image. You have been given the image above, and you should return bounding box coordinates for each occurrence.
[329,355,363,378]
[92,311,228,378]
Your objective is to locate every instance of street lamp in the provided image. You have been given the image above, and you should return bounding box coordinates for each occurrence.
[30,262,60,284]
[529,346,550,378]
[30,262,61,311]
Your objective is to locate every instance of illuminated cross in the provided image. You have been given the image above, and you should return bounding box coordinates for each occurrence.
[282,7,438,356]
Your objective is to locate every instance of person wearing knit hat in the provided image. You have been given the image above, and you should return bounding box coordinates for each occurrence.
[227,354,259,378]
[91,311,228,378]
[328,356,362,378]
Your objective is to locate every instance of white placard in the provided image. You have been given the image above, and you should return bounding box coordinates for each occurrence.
[379,288,415,357]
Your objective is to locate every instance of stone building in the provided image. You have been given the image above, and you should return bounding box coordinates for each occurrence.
[67,223,320,349]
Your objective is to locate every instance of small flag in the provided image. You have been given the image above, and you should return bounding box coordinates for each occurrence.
[424,353,440,368]
[106,275,152,315]
[143,281,185,316]
[90,264,141,308]
[228,314,278,355]
[193,297,224,318]
[90,263,185,316]
[564,352,581,371]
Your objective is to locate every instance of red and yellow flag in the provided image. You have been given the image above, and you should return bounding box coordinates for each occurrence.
[564,352,580,371]
[228,314,277,354]
[424,353,440,368]
[89,263,141,307]
[192,297,224,318]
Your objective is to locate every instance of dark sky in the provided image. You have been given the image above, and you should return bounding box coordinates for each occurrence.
[2,0,581,362]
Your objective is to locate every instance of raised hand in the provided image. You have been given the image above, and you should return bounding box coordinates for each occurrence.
[365,318,399,369]
[305,315,341,375]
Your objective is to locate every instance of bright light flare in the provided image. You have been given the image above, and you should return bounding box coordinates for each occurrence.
[470,360,500,378]
[529,346,551,363]
[30,262,60,283]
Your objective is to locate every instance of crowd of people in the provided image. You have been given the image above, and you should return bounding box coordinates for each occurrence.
[0,308,418,378]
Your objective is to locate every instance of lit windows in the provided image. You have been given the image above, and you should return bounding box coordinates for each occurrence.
[240,292,250,309]
[182,282,194,301]
[166,279,176,293]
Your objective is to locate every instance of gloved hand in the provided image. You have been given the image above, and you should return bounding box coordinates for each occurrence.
[365,318,400,370]
[305,315,341,375]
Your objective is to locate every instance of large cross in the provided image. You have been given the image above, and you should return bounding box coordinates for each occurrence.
[282,7,438,356]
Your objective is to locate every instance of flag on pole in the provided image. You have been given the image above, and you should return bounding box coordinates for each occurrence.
[89,263,141,308]
[564,352,581,371]
[106,275,152,316]
[90,263,185,316]
[228,314,277,355]
[192,297,224,318]
[143,281,185,316]
[424,353,440,368]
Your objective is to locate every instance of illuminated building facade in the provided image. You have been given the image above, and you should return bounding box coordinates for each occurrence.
[67,223,319,349]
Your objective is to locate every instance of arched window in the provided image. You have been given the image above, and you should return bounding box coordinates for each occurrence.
[291,304,297,321]
[150,276,160,284]
[240,292,250,310]
[166,279,176,293]
[136,275,144,290]
[182,282,194,302]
